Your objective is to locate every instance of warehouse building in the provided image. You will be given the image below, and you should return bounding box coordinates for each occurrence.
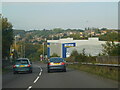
[47,38,106,58]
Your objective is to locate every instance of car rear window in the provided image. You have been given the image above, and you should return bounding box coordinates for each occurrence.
[50,58,64,62]
[15,60,29,64]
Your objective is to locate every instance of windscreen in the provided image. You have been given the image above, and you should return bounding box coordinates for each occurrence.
[50,58,64,62]
[15,60,29,64]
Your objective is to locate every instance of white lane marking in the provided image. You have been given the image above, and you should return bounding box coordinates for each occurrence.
[39,72,42,76]
[27,65,43,90]
[27,86,32,90]
[39,66,43,71]
[34,76,40,83]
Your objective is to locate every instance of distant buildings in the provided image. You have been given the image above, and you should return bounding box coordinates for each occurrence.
[14,29,118,45]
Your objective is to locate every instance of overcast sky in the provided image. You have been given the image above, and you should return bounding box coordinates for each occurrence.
[2,2,118,30]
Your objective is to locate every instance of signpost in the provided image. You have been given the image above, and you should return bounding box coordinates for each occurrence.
[40,54,43,61]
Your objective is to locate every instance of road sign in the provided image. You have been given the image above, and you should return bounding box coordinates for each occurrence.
[40,55,43,61]
[10,53,13,56]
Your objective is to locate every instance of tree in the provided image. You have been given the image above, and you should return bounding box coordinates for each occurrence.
[101,28,107,30]
[2,16,14,59]
[16,42,44,61]
[102,41,120,56]
[70,50,79,62]
[78,48,88,62]
[52,28,64,33]
[99,32,119,41]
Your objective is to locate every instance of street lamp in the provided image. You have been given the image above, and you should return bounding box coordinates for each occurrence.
[14,36,17,50]
[14,35,19,59]
[14,35,20,50]
[42,42,44,61]
[24,44,25,58]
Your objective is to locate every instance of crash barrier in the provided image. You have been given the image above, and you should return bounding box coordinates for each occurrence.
[67,62,120,68]
[96,56,119,64]
[81,62,120,68]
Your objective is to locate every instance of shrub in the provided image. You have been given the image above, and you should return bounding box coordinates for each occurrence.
[50,53,59,57]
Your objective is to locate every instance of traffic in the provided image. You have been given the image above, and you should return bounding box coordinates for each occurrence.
[13,58,33,74]
[12,57,67,74]
[47,57,67,73]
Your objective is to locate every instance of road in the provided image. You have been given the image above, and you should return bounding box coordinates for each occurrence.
[2,62,119,89]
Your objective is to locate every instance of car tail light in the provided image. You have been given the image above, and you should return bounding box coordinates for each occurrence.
[48,62,53,65]
[27,64,31,67]
[48,63,51,65]
[13,65,16,68]
[61,62,65,65]
[48,63,50,65]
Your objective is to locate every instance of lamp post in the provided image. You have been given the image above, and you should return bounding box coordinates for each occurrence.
[43,42,44,61]
[42,38,47,61]
[24,44,25,58]
[14,35,19,59]
[21,45,22,58]
[14,36,17,50]
[14,35,20,50]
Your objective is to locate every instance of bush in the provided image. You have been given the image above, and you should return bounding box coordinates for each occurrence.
[50,53,59,57]
[67,49,96,63]
[102,41,120,56]
[70,50,79,62]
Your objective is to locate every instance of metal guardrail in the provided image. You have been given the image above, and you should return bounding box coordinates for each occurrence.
[67,62,120,67]
[81,62,120,67]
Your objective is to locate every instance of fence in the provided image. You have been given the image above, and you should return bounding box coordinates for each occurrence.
[96,56,119,64]
[81,62,120,68]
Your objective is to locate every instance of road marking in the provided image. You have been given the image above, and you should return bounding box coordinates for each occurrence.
[34,76,40,83]
[27,65,43,90]
[27,86,32,90]
[39,72,42,76]
[33,66,42,83]
[39,66,43,72]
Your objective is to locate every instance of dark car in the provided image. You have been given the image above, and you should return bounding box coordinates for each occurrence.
[13,58,32,74]
[47,57,66,73]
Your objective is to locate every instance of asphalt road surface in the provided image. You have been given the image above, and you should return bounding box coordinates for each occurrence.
[2,62,119,89]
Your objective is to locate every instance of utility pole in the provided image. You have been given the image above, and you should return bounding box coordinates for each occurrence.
[14,36,18,59]
[24,44,25,58]
[90,28,92,38]
[14,36,17,50]
[43,42,44,61]
[52,35,53,40]
[21,45,22,58]
[59,36,61,39]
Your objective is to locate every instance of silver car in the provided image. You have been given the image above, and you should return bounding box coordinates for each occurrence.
[47,57,66,73]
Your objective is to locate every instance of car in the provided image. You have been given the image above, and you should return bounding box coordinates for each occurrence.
[47,57,66,73]
[13,58,32,74]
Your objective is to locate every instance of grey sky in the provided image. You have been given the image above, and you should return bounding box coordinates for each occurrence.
[2,2,118,30]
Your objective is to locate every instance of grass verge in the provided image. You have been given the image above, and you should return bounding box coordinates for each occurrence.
[2,67,12,74]
[0,68,2,74]
[68,64,119,82]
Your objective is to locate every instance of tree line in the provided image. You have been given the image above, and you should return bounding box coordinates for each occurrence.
[1,15,14,60]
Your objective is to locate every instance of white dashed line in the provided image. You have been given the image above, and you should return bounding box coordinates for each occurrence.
[27,65,43,90]
[39,67,43,71]
[34,76,40,83]
[27,86,32,90]
[39,72,42,76]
